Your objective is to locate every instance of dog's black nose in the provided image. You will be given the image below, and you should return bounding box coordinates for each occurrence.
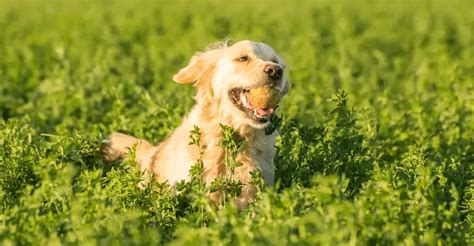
[264,64,283,80]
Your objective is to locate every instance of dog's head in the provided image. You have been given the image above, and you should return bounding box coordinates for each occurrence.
[173,40,289,129]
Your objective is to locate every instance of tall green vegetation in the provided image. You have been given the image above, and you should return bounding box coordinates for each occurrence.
[0,0,472,244]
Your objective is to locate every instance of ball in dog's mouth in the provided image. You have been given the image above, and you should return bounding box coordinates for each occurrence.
[228,86,280,123]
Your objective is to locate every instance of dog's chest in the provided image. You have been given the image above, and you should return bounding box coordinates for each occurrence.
[245,131,277,182]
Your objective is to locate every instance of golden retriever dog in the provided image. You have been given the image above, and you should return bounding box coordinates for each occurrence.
[101,40,289,208]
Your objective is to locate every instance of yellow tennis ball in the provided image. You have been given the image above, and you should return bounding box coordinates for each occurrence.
[248,87,280,108]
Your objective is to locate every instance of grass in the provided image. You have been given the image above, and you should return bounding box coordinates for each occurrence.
[0,0,473,244]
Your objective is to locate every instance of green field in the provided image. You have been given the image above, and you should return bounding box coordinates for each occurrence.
[1,0,473,244]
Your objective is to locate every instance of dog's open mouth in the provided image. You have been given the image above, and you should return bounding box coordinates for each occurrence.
[228,87,279,123]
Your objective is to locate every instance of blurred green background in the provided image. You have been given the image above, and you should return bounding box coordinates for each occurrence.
[0,0,473,244]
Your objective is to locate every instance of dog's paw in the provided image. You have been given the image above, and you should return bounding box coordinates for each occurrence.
[100,132,134,163]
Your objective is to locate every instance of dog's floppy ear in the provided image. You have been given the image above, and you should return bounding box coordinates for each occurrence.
[173,51,215,84]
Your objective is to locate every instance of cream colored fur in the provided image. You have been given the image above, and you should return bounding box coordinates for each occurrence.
[101,40,289,208]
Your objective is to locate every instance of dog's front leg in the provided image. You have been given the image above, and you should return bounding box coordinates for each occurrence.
[205,161,258,209]
[232,159,259,209]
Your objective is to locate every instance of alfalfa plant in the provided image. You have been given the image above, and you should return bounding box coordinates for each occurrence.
[175,125,212,227]
[207,124,244,206]
[174,124,248,227]
[327,89,372,198]
[188,125,205,188]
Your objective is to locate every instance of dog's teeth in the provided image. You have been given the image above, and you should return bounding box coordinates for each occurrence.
[241,94,249,107]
